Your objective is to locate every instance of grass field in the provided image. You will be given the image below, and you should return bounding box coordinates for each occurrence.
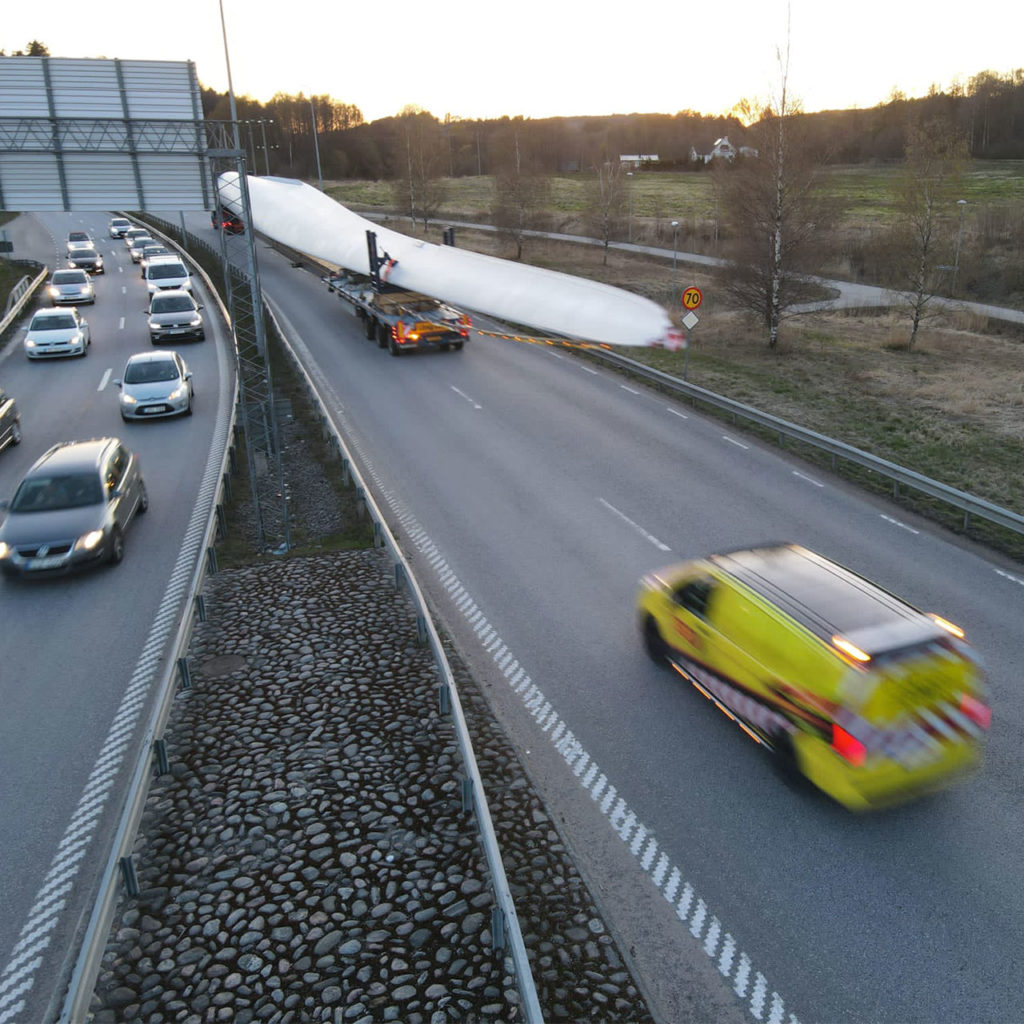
[325,170,1024,556]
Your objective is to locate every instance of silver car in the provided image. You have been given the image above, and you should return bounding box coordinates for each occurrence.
[129,235,156,263]
[108,217,132,238]
[48,269,95,306]
[66,230,93,253]
[0,437,148,577]
[23,308,91,359]
[67,247,105,275]
[0,387,21,454]
[144,258,191,295]
[147,290,205,343]
[114,350,194,420]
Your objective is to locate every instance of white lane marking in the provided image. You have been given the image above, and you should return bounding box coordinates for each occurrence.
[118,317,124,330]
[598,498,671,552]
[0,343,234,1024]
[792,471,823,488]
[881,514,920,535]
[995,568,1024,588]
[267,315,800,1024]
[97,369,111,391]
[620,384,640,395]
[450,385,482,410]
[668,407,689,420]
[722,435,749,450]
[581,365,599,375]
[121,285,126,294]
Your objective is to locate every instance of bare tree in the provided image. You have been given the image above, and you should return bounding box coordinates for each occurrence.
[585,160,627,265]
[715,29,835,347]
[891,115,969,348]
[491,124,551,260]
[390,106,447,232]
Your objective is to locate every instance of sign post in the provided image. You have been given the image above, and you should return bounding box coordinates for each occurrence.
[680,287,702,381]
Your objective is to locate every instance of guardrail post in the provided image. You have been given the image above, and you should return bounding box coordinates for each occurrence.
[490,907,507,952]
[438,682,452,716]
[460,777,474,814]
[206,547,218,575]
[119,855,139,898]
[373,520,382,548]
[341,458,350,485]
[153,739,170,776]
[216,504,227,540]
[195,593,207,623]
[395,562,405,589]
[177,657,192,691]
[355,486,366,518]
[416,614,427,645]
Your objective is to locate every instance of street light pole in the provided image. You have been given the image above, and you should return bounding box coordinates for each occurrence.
[953,198,967,294]
[671,219,679,278]
[627,170,633,244]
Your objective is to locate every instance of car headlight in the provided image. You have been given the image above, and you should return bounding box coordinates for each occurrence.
[189,316,202,327]
[0,541,10,558]
[74,529,104,552]
[167,385,188,401]
[48,286,59,297]
[25,339,36,348]
[121,393,138,405]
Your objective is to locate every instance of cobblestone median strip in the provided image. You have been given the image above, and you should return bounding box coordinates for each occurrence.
[89,550,654,1023]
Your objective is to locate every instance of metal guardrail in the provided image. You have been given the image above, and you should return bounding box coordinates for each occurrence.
[1,266,48,336]
[57,231,240,1024]
[583,346,1024,538]
[264,299,545,1024]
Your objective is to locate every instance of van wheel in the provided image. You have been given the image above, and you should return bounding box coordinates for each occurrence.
[771,733,807,791]
[642,616,670,667]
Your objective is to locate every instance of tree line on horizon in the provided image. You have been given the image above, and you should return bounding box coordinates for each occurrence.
[195,68,1024,182]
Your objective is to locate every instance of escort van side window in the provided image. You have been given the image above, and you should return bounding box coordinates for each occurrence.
[674,578,714,619]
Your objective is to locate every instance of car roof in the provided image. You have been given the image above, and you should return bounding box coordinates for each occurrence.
[33,307,81,318]
[29,438,117,474]
[52,269,88,278]
[150,288,194,301]
[709,544,933,646]
[126,350,179,365]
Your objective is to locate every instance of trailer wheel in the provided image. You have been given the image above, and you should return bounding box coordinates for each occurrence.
[389,334,402,357]
[364,314,376,340]
[452,341,464,351]
[376,321,389,349]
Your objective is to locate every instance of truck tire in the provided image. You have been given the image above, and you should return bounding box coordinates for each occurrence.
[364,315,376,340]
[376,321,389,349]
[389,334,402,357]
[452,341,464,351]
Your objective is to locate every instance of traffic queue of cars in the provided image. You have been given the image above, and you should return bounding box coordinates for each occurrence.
[0,217,207,578]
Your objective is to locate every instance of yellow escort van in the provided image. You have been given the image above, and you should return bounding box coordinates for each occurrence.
[637,543,990,811]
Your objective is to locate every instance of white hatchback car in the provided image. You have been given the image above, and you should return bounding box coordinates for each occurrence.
[23,308,91,359]
[114,350,194,420]
[143,258,192,296]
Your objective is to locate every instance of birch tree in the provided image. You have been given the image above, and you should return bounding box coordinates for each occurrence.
[491,124,550,260]
[391,107,446,232]
[892,115,968,348]
[585,160,627,266]
[715,33,834,347]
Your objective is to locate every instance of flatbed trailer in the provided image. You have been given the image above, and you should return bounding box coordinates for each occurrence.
[324,230,471,357]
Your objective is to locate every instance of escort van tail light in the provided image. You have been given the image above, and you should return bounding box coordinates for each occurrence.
[831,636,871,663]
[959,694,991,730]
[928,614,965,639]
[831,724,867,766]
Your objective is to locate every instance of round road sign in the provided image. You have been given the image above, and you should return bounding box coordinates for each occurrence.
[682,286,703,310]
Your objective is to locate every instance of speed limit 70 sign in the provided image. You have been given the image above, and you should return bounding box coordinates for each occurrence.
[682,286,703,310]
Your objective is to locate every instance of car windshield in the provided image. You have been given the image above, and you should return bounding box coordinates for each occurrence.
[52,271,86,284]
[68,232,88,242]
[73,249,98,259]
[151,295,194,313]
[32,314,76,330]
[149,264,185,279]
[124,359,179,384]
[11,472,102,512]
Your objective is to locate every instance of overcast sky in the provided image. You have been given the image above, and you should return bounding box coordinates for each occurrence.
[3,0,1021,123]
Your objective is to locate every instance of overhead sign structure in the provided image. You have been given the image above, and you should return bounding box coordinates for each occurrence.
[682,286,703,311]
[0,57,212,212]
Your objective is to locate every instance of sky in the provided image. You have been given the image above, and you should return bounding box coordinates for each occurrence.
[3,0,1022,123]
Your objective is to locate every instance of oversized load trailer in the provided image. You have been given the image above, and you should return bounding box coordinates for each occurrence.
[324,230,471,356]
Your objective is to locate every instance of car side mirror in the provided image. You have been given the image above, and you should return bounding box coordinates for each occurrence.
[112,379,122,388]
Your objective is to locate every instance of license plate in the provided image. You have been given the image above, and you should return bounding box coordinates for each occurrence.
[139,405,162,414]
[29,555,65,569]
[168,328,186,334]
